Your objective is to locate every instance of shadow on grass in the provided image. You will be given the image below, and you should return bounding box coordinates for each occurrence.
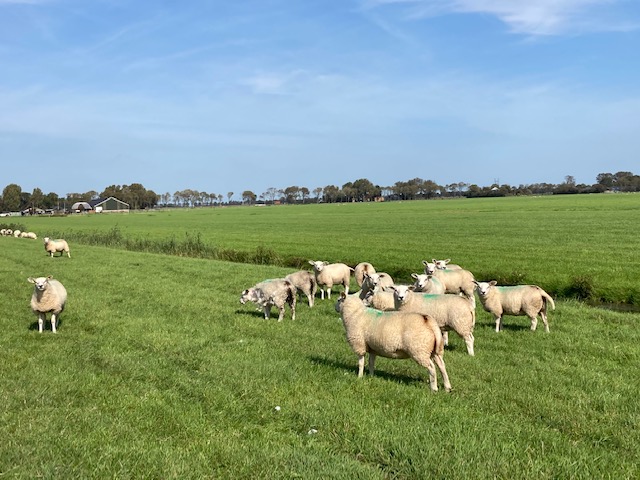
[309,355,428,386]
[28,318,64,332]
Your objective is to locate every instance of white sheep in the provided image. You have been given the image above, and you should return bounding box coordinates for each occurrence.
[432,258,462,270]
[25,231,37,239]
[422,260,475,303]
[285,270,318,307]
[360,272,394,298]
[28,276,67,333]
[43,237,70,258]
[354,262,376,287]
[390,285,476,356]
[474,281,555,333]
[335,292,452,392]
[411,273,445,294]
[240,278,296,321]
[13,229,21,238]
[308,260,353,300]
[361,289,396,311]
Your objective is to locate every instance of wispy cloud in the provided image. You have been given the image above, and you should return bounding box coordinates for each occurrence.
[363,0,639,36]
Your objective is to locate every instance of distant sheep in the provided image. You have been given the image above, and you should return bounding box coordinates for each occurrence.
[411,273,445,294]
[474,281,555,333]
[308,260,353,300]
[285,270,318,307]
[13,229,21,238]
[43,237,70,258]
[28,275,67,333]
[240,278,296,321]
[391,285,476,356]
[354,262,376,287]
[335,292,452,392]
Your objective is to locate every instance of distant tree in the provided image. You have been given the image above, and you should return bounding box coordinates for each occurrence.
[30,188,44,210]
[322,185,340,203]
[227,192,233,203]
[263,187,280,203]
[242,190,257,204]
[596,173,614,189]
[313,187,322,202]
[300,187,310,203]
[283,186,299,204]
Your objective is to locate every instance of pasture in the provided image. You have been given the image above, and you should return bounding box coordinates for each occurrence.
[1,194,639,478]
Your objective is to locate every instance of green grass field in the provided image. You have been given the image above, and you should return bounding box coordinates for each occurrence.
[2,194,639,478]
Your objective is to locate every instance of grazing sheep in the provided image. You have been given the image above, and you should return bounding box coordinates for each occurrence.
[474,281,555,333]
[24,232,37,239]
[308,260,353,300]
[285,270,318,307]
[335,292,452,392]
[28,276,67,333]
[240,278,296,321]
[432,258,462,270]
[43,237,70,258]
[422,260,475,302]
[390,285,476,356]
[13,229,21,238]
[411,273,446,294]
[354,262,376,288]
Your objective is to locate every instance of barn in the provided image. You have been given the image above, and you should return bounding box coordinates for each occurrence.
[89,197,130,213]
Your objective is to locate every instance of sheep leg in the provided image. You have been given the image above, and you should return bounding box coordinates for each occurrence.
[277,305,285,322]
[540,311,550,333]
[423,358,439,392]
[368,353,376,376]
[442,331,449,346]
[464,333,475,356]
[431,354,452,392]
[38,313,45,333]
[495,315,502,332]
[262,305,271,320]
[51,313,58,333]
[357,355,366,378]
[529,315,538,331]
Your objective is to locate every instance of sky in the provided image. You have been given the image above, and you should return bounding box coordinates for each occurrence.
[1,0,639,198]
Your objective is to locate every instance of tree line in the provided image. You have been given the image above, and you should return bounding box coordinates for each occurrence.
[1,171,639,213]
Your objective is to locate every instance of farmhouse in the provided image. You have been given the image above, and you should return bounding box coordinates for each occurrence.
[90,197,130,213]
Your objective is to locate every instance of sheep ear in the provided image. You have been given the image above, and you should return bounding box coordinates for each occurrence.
[422,260,428,266]
[47,275,53,280]
[308,260,314,265]
[489,280,497,286]
[411,273,418,279]
[340,291,346,300]
[432,258,437,263]
[444,258,451,263]
[28,277,35,284]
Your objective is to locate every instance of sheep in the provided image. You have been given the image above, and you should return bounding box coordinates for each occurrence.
[334,292,452,392]
[24,231,37,239]
[432,258,462,270]
[411,273,445,294]
[43,237,70,258]
[361,289,396,311]
[285,270,317,307]
[28,276,67,333]
[359,272,395,298]
[390,285,476,356]
[13,229,21,238]
[354,262,376,287]
[474,281,555,333]
[422,260,475,303]
[240,278,296,321]
[308,260,353,300]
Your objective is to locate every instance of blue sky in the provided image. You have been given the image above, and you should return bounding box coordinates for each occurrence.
[1,0,639,198]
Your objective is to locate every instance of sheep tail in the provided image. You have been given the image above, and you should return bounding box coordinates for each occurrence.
[423,315,445,356]
[540,289,556,311]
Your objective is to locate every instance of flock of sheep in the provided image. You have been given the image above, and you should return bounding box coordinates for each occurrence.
[240,259,556,392]
[10,225,555,393]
